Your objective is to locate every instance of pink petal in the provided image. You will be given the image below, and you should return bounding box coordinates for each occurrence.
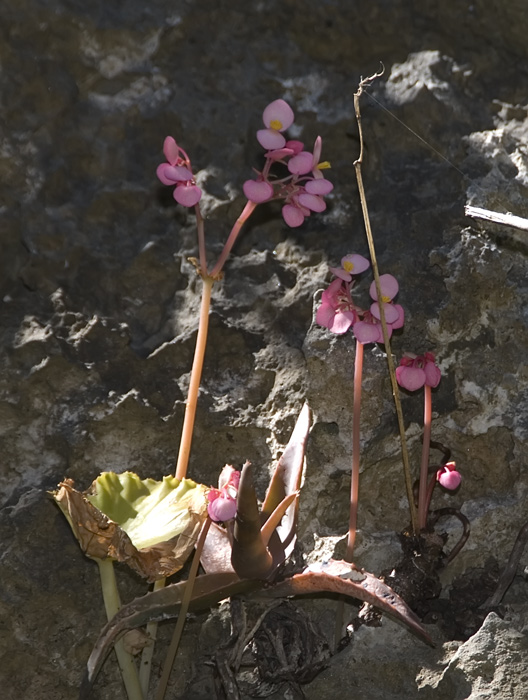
[353,321,383,344]
[282,204,305,227]
[288,151,314,175]
[164,165,193,182]
[266,147,294,161]
[305,178,333,195]
[396,365,426,391]
[424,361,441,387]
[174,184,202,207]
[157,163,192,185]
[316,301,337,329]
[312,136,322,166]
[298,192,326,212]
[370,301,401,324]
[437,466,461,490]
[369,274,399,301]
[243,179,274,203]
[390,304,405,329]
[284,140,304,154]
[163,136,179,164]
[262,99,294,131]
[208,495,237,522]
[257,128,286,150]
[329,266,352,282]
[341,254,369,275]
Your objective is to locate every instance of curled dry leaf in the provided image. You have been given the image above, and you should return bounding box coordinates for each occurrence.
[52,472,208,581]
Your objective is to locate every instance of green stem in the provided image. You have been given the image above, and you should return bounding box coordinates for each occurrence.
[96,558,143,700]
[139,578,166,697]
[353,73,419,534]
[345,339,364,561]
[154,519,212,700]
[418,385,432,529]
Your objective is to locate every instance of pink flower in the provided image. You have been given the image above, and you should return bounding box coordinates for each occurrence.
[156,136,202,207]
[207,465,240,522]
[369,274,403,324]
[396,352,441,391]
[316,278,361,334]
[437,461,461,490]
[257,99,295,150]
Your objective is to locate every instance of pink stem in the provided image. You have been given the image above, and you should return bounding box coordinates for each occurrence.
[422,472,437,523]
[346,339,364,561]
[210,200,257,278]
[194,203,208,276]
[418,384,432,530]
[175,276,213,480]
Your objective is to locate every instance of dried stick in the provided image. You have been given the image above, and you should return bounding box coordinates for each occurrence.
[353,69,419,533]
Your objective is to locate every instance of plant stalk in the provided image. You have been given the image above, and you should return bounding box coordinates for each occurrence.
[175,275,214,480]
[346,339,364,561]
[353,71,419,534]
[154,519,212,700]
[96,558,144,700]
[418,384,432,529]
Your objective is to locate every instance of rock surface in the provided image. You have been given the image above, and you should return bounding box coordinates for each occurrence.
[1,1,527,699]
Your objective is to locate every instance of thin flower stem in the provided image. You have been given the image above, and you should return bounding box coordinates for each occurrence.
[353,71,419,534]
[346,339,364,561]
[194,204,208,276]
[418,385,432,529]
[175,275,214,480]
[210,200,257,279]
[423,472,437,523]
[154,519,212,700]
[96,558,144,700]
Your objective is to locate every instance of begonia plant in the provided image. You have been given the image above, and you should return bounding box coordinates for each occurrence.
[53,91,450,700]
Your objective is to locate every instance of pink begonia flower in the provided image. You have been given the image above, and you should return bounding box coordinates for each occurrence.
[316,278,360,334]
[207,465,240,522]
[368,274,404,325]
[330,254,370,281]
[396,352,441,391]
[156,136,202,207]
[437,462,461,490]
[257,99,295,150]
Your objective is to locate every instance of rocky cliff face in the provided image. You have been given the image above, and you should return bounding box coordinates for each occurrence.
[1,1,527,699]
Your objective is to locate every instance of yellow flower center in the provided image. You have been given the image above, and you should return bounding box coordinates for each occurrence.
[381,295,391,303]
[343,261,354,273]
[316,160,331,170]
[270,119,283,130]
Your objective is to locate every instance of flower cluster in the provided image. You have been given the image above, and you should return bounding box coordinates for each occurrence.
[316,254,404,343]
[395,352,441,391]
[156,136,202,207]
[207,464,240,522]
[243,99,333,227]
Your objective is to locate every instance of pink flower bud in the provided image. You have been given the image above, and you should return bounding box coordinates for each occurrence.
[282,204,305,227]
[174,184,202,207]
[243,180,274,203]
[437,462,461,490]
